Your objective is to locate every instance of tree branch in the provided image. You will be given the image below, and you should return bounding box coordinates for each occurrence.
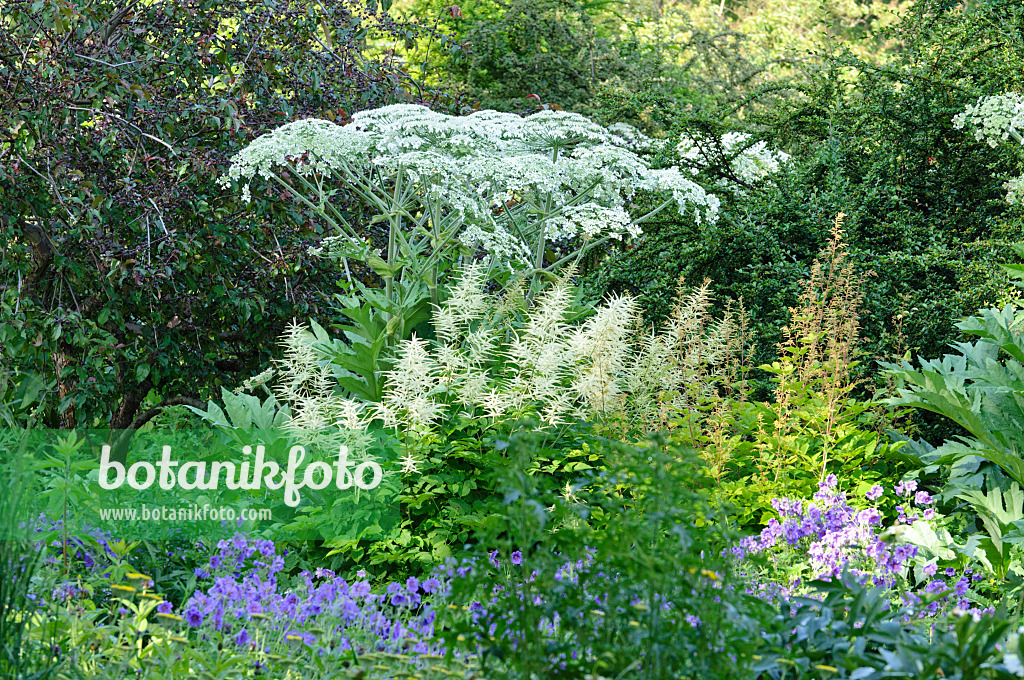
[107,395,206,462]
[126,395,206,431]
[6,215,56,299]
[67,106,178,156]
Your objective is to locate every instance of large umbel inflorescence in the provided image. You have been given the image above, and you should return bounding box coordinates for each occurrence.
[221,104,722,265]
[954,93,1024,205]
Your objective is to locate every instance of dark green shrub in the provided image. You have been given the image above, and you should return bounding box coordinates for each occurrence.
[586,0,1024,376]
[407,0,778,118]
[0,0,451,430]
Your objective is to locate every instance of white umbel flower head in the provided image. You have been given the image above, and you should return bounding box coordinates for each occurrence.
[1007,175,1024,205]
[224,105,722,267]
[954,93,1024,148]
[953,94,1024,205]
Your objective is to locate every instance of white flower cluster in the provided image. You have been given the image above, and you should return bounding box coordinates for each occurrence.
[678,131,791,186]
[277,325,363,430]
[375,263,736,430]
[954,94,1024,206]
[307,234,372,261]
[273,322,373,453]
[603,122,789,188]
[376,335,443,431]
[259,262,737,434]
[567,294,639,414]
[1004,625,1024,677]
[1007,176,1024,206]
[605,122,664,153]
[953,93,1024,148]
[548,204,637,241]
[222,105,721,265]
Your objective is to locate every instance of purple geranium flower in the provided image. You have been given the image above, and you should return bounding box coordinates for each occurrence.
[184,607,203,627]
[895,480,918,498]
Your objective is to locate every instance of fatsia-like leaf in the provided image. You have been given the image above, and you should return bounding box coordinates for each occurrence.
[885,306,1024,487]
[957,483,1024,541]
[185,388,289,430]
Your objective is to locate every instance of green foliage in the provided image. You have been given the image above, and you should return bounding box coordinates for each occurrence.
[406,0,788,119]
[185,388,291,431]
[1,463,55,678]
[668,223,909,526]
[757,576,1018,679]
[0,291,54,428]
[708,401,906,528]
[887,305,1024,488]
[0,0,449,430]
[406,0,656,114]
[651,0,909,68]
[1001,243,1024,289]
[439,425,765,679]
[885,294,1024,586]
[956,481,1024,581]
[315,304,393,403]
[324,418,607,575]
[681,363,908,529]
[586,0,1024,377]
